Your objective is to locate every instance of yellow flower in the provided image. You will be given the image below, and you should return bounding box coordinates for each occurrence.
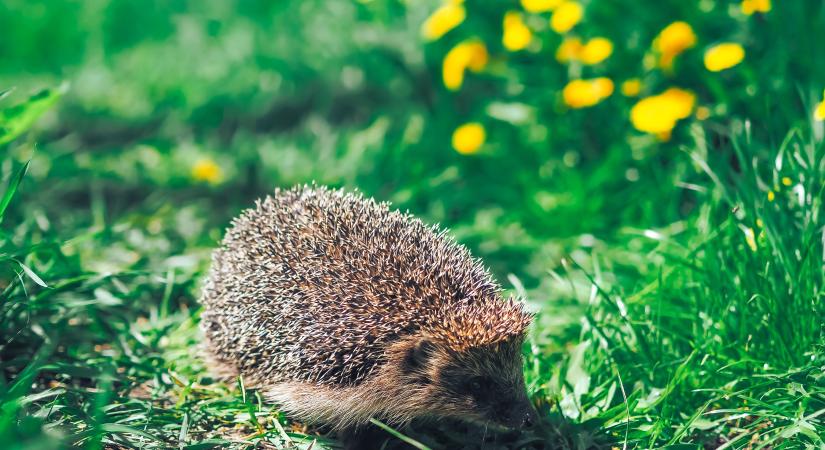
[653,21,696,69]
[781,176,792,186]
[630,88,695,134]
[555,36,610,64]
[814,90,825,121]
[621,78,642,97]
[503,12,533,51]
[421,3,465,41]
[593,78,614,97]
[555,37,583,63]
[442,41,489,91]
[465,47,487,72]
[659,88,696,118]
[452,122,486,154]
[744,227,757,251]
[550,1,583,33]
[580,37,613,65]
[521,0,562,13]
[191,158,222,184]
[741,0,771,15]
[704,43,745,72]
[767,190,775,202]
[562,77,614,109]
[817,103,825,121]
[655,22,697,56]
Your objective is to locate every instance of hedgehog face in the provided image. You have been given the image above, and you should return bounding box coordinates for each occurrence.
[400,336,537,430]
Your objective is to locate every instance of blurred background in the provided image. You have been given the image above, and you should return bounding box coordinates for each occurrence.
[1,0,824,448]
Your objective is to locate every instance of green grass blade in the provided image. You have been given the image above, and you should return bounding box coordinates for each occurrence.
[369,418,432,450]
[0,160,29,222]
[15,259,49,288]
[0,86,64,146]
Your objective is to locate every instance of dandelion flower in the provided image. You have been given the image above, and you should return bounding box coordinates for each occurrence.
[562,77,614,109]
[744,227,757,251]
[814,89,825,121]
[550,1,583,33]
[192,158,222,184]
[442,40,488,90]
[521,0,562,13]
[659,88,696,119]
[503,12,533,51]
[452,122,486,154]
[421,3,466,41]
[653,21,696,69]
[621,78,642,97]
[741,0,771,15]
[767,190,775,202]
[630,88,695,134]
[592,78,614,97]
[704,43,745,72]
[580,37,613,65]
[655,22,697,56]
[465,46,488,72]
[781,176,792,186]
[555,37,583,63]
[631,100,680,134]
[816,103,825,121]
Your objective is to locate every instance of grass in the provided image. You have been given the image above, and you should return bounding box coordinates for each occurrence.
[1,0,824,448]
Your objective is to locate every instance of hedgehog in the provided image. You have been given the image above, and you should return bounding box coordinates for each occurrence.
[200,185,536,446]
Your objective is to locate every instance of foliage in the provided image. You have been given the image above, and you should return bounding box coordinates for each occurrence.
[1,0,823,448]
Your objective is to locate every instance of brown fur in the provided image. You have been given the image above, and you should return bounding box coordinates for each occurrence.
[200,185,535,430]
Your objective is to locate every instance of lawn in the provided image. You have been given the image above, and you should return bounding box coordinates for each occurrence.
[1,0,824,448]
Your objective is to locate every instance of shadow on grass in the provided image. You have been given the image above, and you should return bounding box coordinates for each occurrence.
[363,413,614,450]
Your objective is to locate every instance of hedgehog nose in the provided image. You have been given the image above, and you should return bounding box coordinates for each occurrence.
[521,409,536,428]
[507,404,537,429]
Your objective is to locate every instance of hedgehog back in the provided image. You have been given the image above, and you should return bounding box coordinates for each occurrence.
[200,186,516,386]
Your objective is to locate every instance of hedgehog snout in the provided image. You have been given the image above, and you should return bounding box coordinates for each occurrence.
[496,399,537,429]
[470,386,537,430]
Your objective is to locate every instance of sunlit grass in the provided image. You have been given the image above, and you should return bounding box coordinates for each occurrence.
[1,0,824,449]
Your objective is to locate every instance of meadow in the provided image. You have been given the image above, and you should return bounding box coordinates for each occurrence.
[1,0,824,448]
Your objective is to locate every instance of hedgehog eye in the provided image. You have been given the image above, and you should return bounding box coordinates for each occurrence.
[466,376,489,394]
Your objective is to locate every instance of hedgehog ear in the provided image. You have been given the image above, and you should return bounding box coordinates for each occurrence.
[402,337,436,379]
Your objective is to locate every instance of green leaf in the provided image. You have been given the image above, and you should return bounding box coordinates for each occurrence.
[0,159,29,222]
[0,85,65,146]
[84,423,165,443]
[183,439,237,450]
[369,418,431,450]
[17,259,48,288]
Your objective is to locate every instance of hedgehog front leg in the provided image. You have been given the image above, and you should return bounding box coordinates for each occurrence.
[338,425,391,450]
